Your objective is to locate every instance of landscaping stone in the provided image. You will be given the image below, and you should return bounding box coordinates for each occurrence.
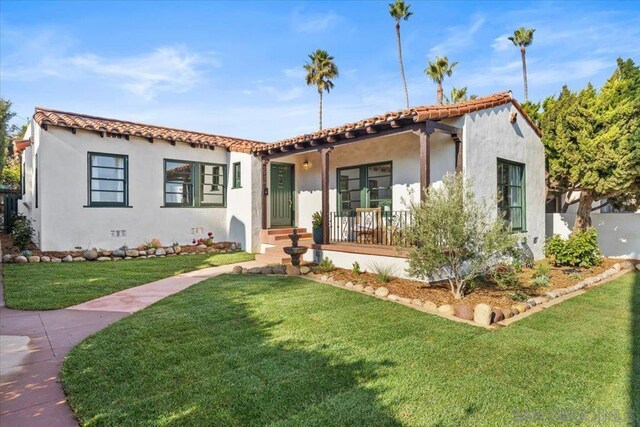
[271,265,286,274]
[139,255,147,259]
[423,301,437,311]
[364,286,375,294]
[514,303,528,313]
[41,256,51,262]
[511,309,519,316]
[62,255,73,262]
[320,275,329,282]
[533,297,547,305]
[97,257,111,261]
[375,287,390,297]
[247,267,261,274]
[51,257,62,263]
[111,249,125,258]
[474,304,493,326]
[613,263,621,271]
[73,257,86,262]
[165,247,174,254]
[397,296,412,304]
[260,266,273,275]
[285,265,300,275]
[546,291,559,299]
[125,249,139,257]
[146,248,156,255]
[232,266,243,274]
[354,284,365,292]
[300,266,311,274]
[411,298,423,307]
[174,246,182,254]
[620,260,634,270]
[2,254,13,263]
[14,256,28,264]
[197,244,208,250]
[492,309,504,323]
[83,249,98,261]
[526,299,537,307]
[147,255,156,258]
[437,304,455,316]
[335,280,347,286]
[453,304,474,320]
[100,250,111,257]
[125,257,132,260]
[345,281,355,289]
[501,309,513,319]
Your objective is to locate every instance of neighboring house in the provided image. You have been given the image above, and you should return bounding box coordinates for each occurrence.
[17,92,545,274]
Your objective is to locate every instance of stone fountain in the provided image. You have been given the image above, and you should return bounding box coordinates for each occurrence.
[283,228,308,267]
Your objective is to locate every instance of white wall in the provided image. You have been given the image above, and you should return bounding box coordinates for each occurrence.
[464,103,546,259]
[546,213,640,259]
[29,124,259,251]
[304,248,415,280]
[17,122,42,246]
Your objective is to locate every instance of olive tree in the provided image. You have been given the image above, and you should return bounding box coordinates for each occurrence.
[403,173,518,299]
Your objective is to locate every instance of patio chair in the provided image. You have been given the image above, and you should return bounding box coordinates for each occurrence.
[354,208,382,244]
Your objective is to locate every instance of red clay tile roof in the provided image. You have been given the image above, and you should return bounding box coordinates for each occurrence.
[253,91,541,154]
[33,108,268,153]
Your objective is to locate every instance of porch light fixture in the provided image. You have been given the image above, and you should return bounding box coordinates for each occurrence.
[302,160,312,170]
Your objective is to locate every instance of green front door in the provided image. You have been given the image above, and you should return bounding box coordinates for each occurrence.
[270,163,294,227]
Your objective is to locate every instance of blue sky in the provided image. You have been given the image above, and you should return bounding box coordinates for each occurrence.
[1,1,639,141]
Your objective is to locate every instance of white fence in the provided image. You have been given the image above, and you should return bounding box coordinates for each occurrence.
[546,213,640,259]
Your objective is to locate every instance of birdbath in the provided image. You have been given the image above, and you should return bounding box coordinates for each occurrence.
[283,229,308,267]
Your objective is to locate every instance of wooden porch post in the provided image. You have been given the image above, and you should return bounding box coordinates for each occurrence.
[454,135,463,173]
[261,159,269,229]
[419,128,433,201]
[321,147,332,244]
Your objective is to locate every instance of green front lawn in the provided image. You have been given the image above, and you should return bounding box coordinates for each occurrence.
[62,272,639,426]
[2,252,254,310]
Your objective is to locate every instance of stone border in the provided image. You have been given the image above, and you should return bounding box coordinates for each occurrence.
[242,261,638,329]
[1,242,241,264]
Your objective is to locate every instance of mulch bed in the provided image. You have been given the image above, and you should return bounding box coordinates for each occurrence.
[324,257,623,308]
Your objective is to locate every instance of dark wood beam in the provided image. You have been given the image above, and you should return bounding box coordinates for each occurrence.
[424,120,462,135]
[190,143,197,148]
[99,131,105,138]
[390,120,401,128]
[280,146,290,152]
[366,126,378,134]
[419,127,432,201]
[344,131,356,139]
[147,137,153,143]
[326,135,338,143]
[124,135,130,141]
[209,145,215,150]
[321,147,332,244]
[169,140,176,146]
[294,143,306,149]
[261,159,269,229]
[309,139,320,146]
[70,127,76,134]
[42,124,48,131]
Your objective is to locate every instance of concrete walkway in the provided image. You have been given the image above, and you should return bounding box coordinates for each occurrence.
[0,259,261,427]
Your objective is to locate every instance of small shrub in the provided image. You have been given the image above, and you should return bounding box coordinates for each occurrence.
[530,275,550,288]
[172,241,180,247]
[369,262,397,284]
[311,212,322,229]
[193,232,214,247]
[352,261,362,275]
[489,262,521,289]
[508,290,529,302]
[545,228,602,268]
[144,238,162,249]
[22,249,32,257]
[316,257,335,273]
[568,272,583,280]
[529,261,551,287]
[11,215,34,250]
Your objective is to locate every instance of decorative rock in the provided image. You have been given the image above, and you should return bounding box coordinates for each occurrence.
[155,248,166,256]
[2,254,13,263]
[354,284,365,292]
[174,246,182,254]
[526,299,537,307]
[437,304,455,316]
[146,248,156,255]
[197,244,208,250]
[62,255,73,262]
[286,265,300,275]
[411,298,423,307]
[41,256,51,262]
[511,309,519,317]
[14,256,28,264]
[300,266,311,274]
[51,257,62,263]
[637,264,640,270]
[124,256,132,260]
[320,275,329,282]
[345,281,355,289]
[97,257,111,261]
[375,287,390,297]
[247,267,261,274]
[364,286,375,294]
[260,266,273,275]
[620,260,634,270]
[492,309,504,323]
[473,304,494,326]
[546,291,559,299]
[387,294,399,301]
[453,304,474,320]
[502,309,513,319]
[335,280,347,286]
[73,257,85,262]
[272,265,286,274]
[514,303,528,313]
[147,254,156,258]
[139,255,147,259]
[533,297,547,305]
[163,247,173,254]
[232,266,243,274]
[231,243,237,250]
[613,263,621,271]
[111,249,125,258]
[100,250,111,257]
[423,301,438,311]
[125,249,139,257]
[83,249,98,261]
[397,296,412,304]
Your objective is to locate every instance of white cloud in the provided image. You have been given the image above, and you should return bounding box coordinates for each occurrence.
[491,34,513,52]
[283,66,305,79]
[291,9,341,33]
[428,14,485,57]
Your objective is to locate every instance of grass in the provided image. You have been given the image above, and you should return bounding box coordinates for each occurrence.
[2,252,254,310]
[61,271,639,426]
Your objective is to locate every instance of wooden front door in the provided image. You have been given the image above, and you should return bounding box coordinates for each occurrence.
[270,163,294,227]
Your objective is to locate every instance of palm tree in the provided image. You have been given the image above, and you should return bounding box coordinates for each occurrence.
[448,87,468,103]
[389,0,413,108]
[304,49,339,130]
[508,27,535,101]
[425,56,458,105]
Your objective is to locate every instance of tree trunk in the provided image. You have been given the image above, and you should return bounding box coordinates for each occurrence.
[318,90,323,131]
[396,23,410,108]
[521,46,528,101]
[573,192,594,231]
[437,83,443,105]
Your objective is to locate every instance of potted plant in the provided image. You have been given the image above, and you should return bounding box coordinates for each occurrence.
[312,211,323,244]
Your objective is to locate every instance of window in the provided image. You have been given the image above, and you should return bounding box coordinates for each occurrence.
[232,162,241,188]
[497,159,525,231]
[164,160,226,207]
[338,162,392,214]
[88,152,128,207]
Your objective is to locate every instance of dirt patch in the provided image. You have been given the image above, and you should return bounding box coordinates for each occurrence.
[321,257,629,309]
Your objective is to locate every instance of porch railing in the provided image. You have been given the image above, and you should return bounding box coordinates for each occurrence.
[328,210,413,246]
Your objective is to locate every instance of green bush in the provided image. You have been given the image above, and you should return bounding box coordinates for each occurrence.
[545,228,602,268]
[316,257,335,273]
[311,212,322,229]
[352,261,361,275]
[529,262,551,287]
[11,214,34,250]
[489,262,521,289]
[369,262,397,284]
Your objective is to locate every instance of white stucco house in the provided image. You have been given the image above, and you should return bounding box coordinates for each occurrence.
[16,92,545,274]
